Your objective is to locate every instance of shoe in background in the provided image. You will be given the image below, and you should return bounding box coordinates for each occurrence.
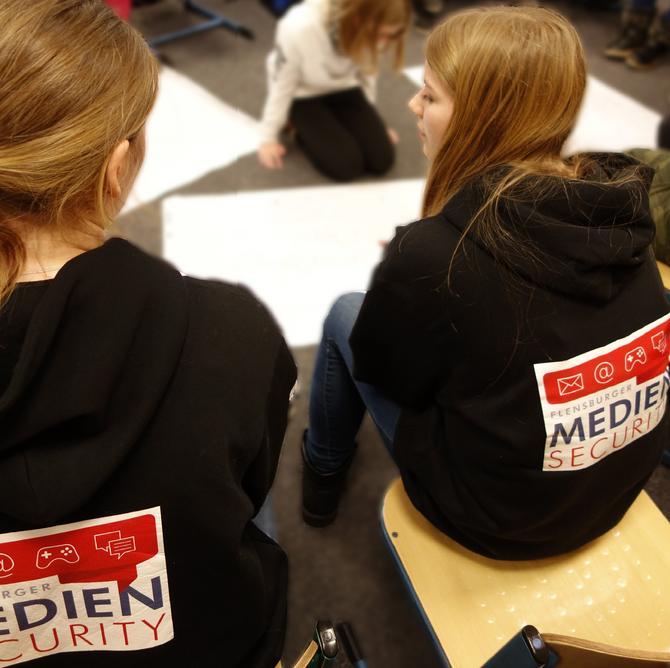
[605,7,656,58]
[301,431,355,528]
[413,0,445,32]
[625,15,670,68]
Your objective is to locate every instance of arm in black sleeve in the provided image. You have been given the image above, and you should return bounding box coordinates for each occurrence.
[350,220,455,410]
[243,334,297,515]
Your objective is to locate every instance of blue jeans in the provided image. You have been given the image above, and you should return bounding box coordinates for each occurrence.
[305,292,402,474]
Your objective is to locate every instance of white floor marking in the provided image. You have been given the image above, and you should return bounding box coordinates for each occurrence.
[123,67,260,213]
[402,65,426,90]
[564,77,661,153]
[404,66,661,153]
[152,65,662,348]
[163,180,424,346]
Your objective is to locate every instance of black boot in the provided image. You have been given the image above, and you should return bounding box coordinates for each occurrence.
[301,432,355,527]
[626,17,670,68]
[604,8,655,59]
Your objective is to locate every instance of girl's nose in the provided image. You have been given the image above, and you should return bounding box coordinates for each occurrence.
[408,92,422,117]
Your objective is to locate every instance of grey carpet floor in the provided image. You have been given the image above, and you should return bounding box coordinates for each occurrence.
[121,2,670,665]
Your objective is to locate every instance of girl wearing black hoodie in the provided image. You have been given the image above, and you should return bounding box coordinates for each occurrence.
[302,6,670,560]
[0,1,295,666]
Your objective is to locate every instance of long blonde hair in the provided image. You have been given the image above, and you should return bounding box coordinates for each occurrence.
[423,7,587,218]
[0,0,158,306]
[336,0,411,71]
[421,7,651,282]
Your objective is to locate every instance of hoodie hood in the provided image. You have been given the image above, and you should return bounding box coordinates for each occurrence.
[442,153,656,301]
[0,239,188,526]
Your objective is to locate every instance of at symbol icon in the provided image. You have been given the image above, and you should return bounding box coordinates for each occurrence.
[0,553,14,578]
[594,361,615,384]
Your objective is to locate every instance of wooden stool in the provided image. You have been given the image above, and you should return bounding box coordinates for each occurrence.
[381,478,670,667]
[657,260,670,292]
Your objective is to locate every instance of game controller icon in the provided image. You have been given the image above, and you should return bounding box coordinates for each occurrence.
[624,346,647,373]
[36,544,80,569]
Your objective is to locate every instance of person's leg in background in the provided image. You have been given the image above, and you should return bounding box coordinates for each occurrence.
[604,0,657,59]
[289,93,365,182]
[626,7,670,68]
[328,88,395,177]
[412,0,446,31]
[302,292,401,526]
[660,114,670,150]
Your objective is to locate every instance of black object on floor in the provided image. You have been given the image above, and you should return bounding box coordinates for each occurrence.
[336,622,367,667]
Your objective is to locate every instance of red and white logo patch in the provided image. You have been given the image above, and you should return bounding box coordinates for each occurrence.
[535,313,670,471]
[0,508,172,664]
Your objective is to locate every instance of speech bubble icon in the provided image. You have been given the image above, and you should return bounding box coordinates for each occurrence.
[57,513,158,591]
[108,537,136,559]
[94,531,121,553]
[651,331,667,354]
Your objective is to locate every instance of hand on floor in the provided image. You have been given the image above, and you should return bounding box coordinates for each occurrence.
[258,141,287,169]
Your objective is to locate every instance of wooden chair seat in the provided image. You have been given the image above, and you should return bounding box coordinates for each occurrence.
[656,260,670,292]
[381,478,670,667]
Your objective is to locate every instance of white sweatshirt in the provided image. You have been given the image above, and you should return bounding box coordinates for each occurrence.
[259,0,377,143]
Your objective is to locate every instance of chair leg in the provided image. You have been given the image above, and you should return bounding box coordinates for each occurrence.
[183,0,254,38]
[147,0,253,50]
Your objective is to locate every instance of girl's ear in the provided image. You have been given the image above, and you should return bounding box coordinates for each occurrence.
[105,139,131,198]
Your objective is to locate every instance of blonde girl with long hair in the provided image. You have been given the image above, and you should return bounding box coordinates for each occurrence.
[0,1,295,665]
[301,6,669,560]
[257,0,411,181]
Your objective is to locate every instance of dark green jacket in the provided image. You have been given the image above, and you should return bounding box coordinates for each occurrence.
[628,148,670,264]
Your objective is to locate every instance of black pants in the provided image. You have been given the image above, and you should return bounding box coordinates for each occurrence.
[289,87,395,182]
[660,115,670,150]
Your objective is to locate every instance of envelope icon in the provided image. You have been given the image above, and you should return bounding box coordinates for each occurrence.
[557,373,584,396]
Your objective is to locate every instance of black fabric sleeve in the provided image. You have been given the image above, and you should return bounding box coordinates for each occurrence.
[350,221,455,410]
[242,333,296,515]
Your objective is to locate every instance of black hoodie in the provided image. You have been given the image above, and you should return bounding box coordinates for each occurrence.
[0,239,296,666]
[351,154,669,559]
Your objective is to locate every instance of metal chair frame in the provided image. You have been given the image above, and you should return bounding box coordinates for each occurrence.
[142,0,253,50]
